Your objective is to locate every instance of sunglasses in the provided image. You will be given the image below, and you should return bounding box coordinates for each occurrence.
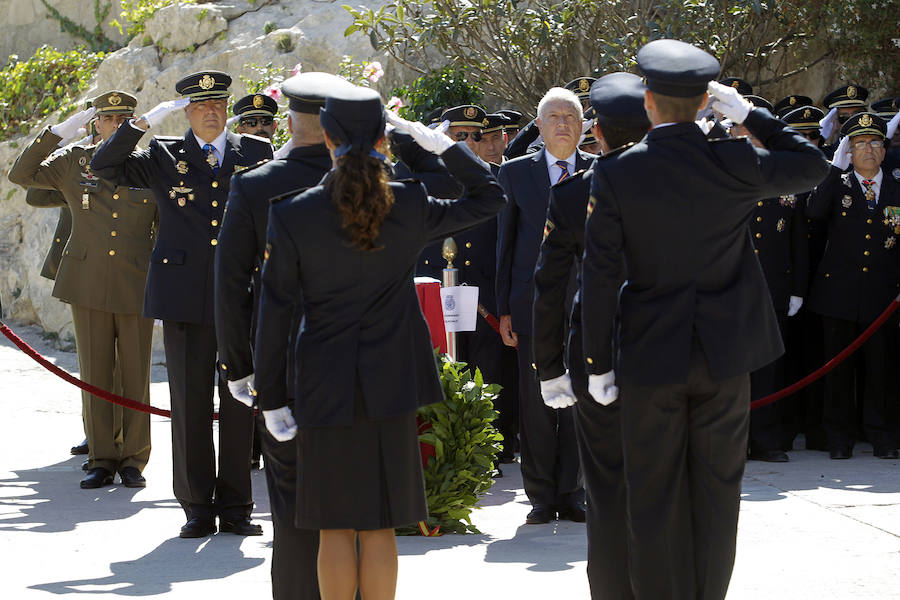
[799,130,821,140]
[240,116,274,127]
[454,130,483,142]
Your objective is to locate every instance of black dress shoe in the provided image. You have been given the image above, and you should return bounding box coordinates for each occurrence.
[873,447,899,459]
[525,505,555,525]
[748,449,790,463]
[81,460,89,471]
[118,467,146,488]
[71,440,89,455]
[829,447,852,460]
[180,517,217,538]
[557,503,587,523]
[219,516,263,536]
[80,467,113,489]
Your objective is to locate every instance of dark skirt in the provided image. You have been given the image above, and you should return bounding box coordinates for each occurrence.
[294,390,428,530]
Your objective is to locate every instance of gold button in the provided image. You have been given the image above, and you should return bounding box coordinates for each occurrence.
[867,219,873,224]
[864,250,870,256]
[110,231,117,237]
[841,211,847,216]
[221,363,228,370]
[113,193,119,200]
[108,250,115,256]
[465,242,472,248]
[755,232,762,238]
[143,198,148,203]
[531,363,536,370]
[465,260,471,266]
[210,239,218,246]
[212,201,218,208]
[866,234,871,239]
[863,267,869,272]
[586,357,594,364]
[756,216,762,222]
[212,181,219,188]
[55,238,61,243]
[757,201,763,207]
[112,212,118,219]
[754,249,759,254]
[163,258,168,264]
[36,137,42,143]
[424,259,429,265]
[211,220,218,226]
[825,273,830,278]
[179,181,184,185]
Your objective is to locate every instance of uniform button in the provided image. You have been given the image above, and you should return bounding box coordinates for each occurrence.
[424,259,429,265]
[163,258,168,264]
[755,232,762,238]
[143,198,148,203]
[55,238,61,243]
[867,219,873,224]
[221,363,228,371]
[108,250,115,256]
[825,273,830,278]
[841,211,847,216]
[212,201,219,207]
[531,363,536,370]
[210,239,218,246]
[863,267,869,272]
[866,234,871,239]
[110,231,117,237]
[757,201,763,207]
[756,216,762,222]
[807,234,811,239]
[864,250,870,256]
[211,219,218,226]
[212,181,219,188]
[465,260,471,266]
[754,249,759,254]
[112,193,119,200]
[112,212,118,219]
[465,242,472,248]
[36,137,42,143]
[586,357,594,364]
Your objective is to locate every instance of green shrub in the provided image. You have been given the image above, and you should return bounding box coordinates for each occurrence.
[397,353,502,535]
[110,0,196,39]
[0,46,105,141]
[263,21,276,35]
[392,66,484,123]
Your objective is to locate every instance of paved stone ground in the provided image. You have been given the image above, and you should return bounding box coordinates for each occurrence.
[1,322,898,599]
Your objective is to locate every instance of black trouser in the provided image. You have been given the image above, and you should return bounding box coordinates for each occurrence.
[163,321,254,521]
[516,334,582,509]
[781,307,826,449]
[619,340,748,600]
[496,344,520,459]
[258,406,320,600]
[749,313,786,453]
[821,315,896,452]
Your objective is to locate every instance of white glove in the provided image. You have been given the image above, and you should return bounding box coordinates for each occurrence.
[886,110,900,140]
[831,135,851,171]
[227,373,255,408]
[788,296,803,317]
[707,81,753,125]
[263,406,298,442]
[819,107,838,140]
[385,112,454,155]
[50,107,96,141]
[141,98,190,128]
[273,137,294,159]
[695,118,714,135]
[587,371,618,406]
[540,372,577,409]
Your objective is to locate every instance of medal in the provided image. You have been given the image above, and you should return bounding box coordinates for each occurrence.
[841,195,852,208]
[81,192,90,210]
[886,236,896,250]
[779,195,795,208]
[78,156,87,166]
[776,218,785,232]
[178,198,186,207]
[176,161,189,174]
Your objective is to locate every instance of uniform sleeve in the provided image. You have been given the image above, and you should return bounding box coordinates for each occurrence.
[89,121,156,188]
[495,164,518,316]
[533,189,577,380]
[420,142,506,242]
[214,174,259,381]
[390,131,464,199]
[254,205,302,411]
[504,119,541,160]
[8,128,71,191]
[805,166,842,220]
[581,164,624,376]
[742,108,831,198]
[25,187,66,208]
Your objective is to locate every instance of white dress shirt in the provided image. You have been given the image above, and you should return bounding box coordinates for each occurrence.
[544,149,576,185]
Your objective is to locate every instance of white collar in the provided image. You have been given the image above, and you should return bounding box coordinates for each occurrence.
[545,148,576,169]
[854,168,883,192]
[194,129,227,159]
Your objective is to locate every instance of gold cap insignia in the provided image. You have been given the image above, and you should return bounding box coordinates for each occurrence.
[108,93,122,106]
[482,118,489,127]
[859,114,873,127]
[731,81,740,88]
[253,95,264,109]
[847,86,857,99]
[464,106,477,119]
[199,74,216,90]
[803,108,811,118]
[579,79,590,92]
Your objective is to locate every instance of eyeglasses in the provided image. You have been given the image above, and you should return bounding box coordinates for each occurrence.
[851,139,885,150]
[240,116,274,127]
[799,130,821,140]
[454,131,483,142]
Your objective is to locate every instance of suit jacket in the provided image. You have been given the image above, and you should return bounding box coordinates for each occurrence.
[749,195,809,313]
[10,128,157,314]
[496,147,595,336]
[253,143,507,425]
[806,165,900,323]
[582,109,830,385]
[215,144,332,382]
[91,124,273,325]
[24,188,70,280]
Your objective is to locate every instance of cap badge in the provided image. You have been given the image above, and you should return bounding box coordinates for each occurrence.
[859,114,873,127]
[253,95,264,109]
[482,118,489,127]
[579,79,590,92]
[464,106,477,119]
[847,86,857,99]
[108,93,122,106]
[790,96,797,105]
[731,81,740,88]
[803,108,811,118]
[199,74,216,90]
[176,160,189,175]
[842,195,853,208]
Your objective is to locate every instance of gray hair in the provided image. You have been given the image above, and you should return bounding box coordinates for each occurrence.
[537,87,582,120]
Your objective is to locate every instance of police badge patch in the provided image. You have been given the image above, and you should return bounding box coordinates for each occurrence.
[886,236,896,250]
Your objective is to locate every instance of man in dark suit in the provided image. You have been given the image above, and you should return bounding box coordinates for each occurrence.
[495,86,595,524]
[533,72,649,599]
[805,112,900,460]
[581,40,829,599]
[91,71,273,538]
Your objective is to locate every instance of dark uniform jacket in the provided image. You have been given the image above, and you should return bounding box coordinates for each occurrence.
[254,143,507,426]
[391,131,465,200]
[496,147,595,336]
[10,128,157,314]
[24,187,70,280]
[90,124,273,325]
[749,194,809,314]
[582,109,830,385]
[806,165,900,323]
[215,144,332,382]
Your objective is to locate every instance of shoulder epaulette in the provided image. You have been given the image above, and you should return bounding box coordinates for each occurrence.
[599,141,636,159]
[552,169,589,189]
[709,135,748,143]
[270,186,311,205]
[233,158,271,176]
[392,178,421,184]
[240,133,274,147]
[153,135,182,142]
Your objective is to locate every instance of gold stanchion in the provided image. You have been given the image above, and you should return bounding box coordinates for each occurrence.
[441,237,458,360]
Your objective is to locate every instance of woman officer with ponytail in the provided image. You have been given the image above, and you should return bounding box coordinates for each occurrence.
[253,85,506,599]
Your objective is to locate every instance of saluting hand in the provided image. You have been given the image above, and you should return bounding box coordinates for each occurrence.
[136,98,190,130]
[819,107,839,140]
[831,135,851,171]
[385,111,454,155]
[707,81,753,125]
[50,107,96,141]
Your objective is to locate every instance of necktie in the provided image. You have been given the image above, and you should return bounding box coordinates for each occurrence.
[203,143,219,174]
[862,179,876,210]
[555,160,570,184]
